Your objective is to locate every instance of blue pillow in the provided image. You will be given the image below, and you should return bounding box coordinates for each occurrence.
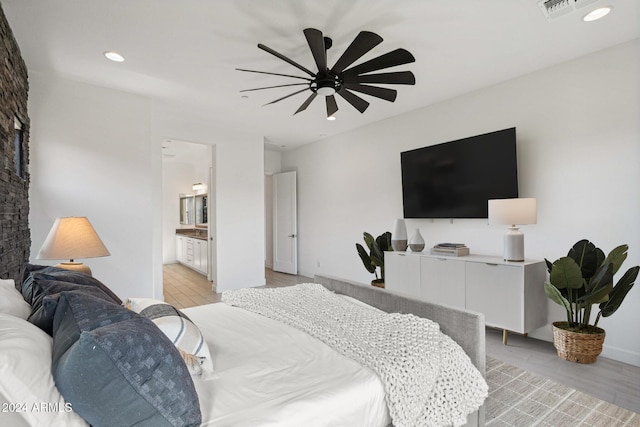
[20,264,63,302]
[28,279,119,335]
[31,268,122,304]
[51,292,202,426]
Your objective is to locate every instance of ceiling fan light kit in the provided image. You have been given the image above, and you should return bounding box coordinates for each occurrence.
[238,28,416,119]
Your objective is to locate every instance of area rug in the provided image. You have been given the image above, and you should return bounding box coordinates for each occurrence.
[486,356,639,426]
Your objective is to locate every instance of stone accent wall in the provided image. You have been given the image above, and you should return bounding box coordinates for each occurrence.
[0,4,31,284]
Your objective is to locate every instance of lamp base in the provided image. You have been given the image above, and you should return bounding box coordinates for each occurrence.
[504,227,525,262]
[56,262,92,276]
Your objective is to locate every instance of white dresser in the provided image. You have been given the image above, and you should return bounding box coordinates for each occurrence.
[385,251,547,343]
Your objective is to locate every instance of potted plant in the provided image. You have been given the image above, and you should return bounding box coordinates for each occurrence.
[356,231,392,288]
[544,239,639,363]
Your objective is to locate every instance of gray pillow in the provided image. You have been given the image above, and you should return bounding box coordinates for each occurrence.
[52,292,202,427]
[28,279,119,335]
[20,264,122,305]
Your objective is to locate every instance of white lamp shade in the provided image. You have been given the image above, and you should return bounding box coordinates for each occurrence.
[37,217,110,260]
[488,198,537,226]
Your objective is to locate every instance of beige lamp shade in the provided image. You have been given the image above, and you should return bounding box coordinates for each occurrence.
[37,217,110,275]
[488,198,537,226]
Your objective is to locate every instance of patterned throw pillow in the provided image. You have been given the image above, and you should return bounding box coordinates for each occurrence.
[123,297,214,377]
[52,292,202,427]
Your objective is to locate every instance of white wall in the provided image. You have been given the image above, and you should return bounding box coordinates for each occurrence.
[282,40,640,366]
[264,148,282,175]
[28,71,156,299]
[28,73,266,299]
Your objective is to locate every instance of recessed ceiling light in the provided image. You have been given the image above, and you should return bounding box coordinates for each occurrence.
[582,6,612,22]
[326,116,336,121]
[104,51,125,62]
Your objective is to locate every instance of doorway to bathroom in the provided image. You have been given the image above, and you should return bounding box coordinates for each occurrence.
[161,139,217,299]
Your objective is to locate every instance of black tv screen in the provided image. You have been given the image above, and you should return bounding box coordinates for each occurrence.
[401,128,518,218]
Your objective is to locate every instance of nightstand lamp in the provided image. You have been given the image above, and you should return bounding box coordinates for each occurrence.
[37,217,110,276]
[488,198,537,262]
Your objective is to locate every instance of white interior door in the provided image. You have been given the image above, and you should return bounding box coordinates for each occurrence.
[273,171,297,274]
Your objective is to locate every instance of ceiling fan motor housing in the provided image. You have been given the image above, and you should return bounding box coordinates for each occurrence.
[313,72,342,96]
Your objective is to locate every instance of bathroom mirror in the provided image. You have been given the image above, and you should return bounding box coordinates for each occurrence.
[195,194,208,226]
[179,196,194,225]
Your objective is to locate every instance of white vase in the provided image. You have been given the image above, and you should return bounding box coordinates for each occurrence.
[391,219,408,251]
[409,228,425,252]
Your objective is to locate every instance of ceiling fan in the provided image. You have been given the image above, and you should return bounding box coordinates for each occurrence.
[237,28,416,118]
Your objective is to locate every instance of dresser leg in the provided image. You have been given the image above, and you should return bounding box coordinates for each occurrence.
[503,329,508,345]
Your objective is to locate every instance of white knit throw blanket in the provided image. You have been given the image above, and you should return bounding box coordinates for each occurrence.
[222,283,488,427]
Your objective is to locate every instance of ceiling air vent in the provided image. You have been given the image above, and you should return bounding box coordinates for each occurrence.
[538,0,602,21]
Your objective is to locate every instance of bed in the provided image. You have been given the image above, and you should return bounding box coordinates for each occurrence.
[0,267,487,427]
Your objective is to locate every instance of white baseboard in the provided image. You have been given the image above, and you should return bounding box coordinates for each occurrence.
[601,344,640,367]
[298,269,315,280]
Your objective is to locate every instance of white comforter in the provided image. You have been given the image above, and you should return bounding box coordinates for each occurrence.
[183,302,391,427]
[221,284,488,427]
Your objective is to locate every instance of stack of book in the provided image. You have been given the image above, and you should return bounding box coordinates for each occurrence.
[430,243,470,256]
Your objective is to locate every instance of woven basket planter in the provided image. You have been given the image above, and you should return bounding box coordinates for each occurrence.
[552,321,605,364]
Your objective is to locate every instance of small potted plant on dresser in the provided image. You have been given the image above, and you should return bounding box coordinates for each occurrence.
[356,231,392,288]
[544,239,639,364]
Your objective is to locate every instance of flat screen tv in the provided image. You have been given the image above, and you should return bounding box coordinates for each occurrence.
[401,127,518,218]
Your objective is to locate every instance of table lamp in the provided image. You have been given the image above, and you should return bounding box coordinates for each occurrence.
[488,198,537,262]
[36,217,110,276]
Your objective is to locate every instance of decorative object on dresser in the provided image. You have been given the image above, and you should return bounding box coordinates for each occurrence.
[36,217,110,276]
[409,228,425,252]
[488,198,537,262]
[544,239,638,364]
[356,231,392,288]
[391,218,408,251]
[431,243,470,257]
[385,251,547,345]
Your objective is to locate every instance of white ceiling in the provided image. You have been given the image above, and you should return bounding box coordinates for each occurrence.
[3,0,639,151]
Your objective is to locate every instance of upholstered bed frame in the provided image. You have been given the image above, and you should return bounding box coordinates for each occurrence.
[315,273,486,427]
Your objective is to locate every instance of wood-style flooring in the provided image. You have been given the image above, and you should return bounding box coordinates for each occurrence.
[163,263,640,414]
[163,263,310,309]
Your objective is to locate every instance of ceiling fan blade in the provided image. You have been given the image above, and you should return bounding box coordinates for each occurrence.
[343,83,397,102]
[343,71,415,85]
[258,43,316,77]
[342,48,415,76]
[331,31,383,74]
[240,83,309,93]
[303,28,327,72]
[236,68,313,81]
[326,95,338,117]
[294,93,318,115]
[337,88,369,113]
[263,88,309,106]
